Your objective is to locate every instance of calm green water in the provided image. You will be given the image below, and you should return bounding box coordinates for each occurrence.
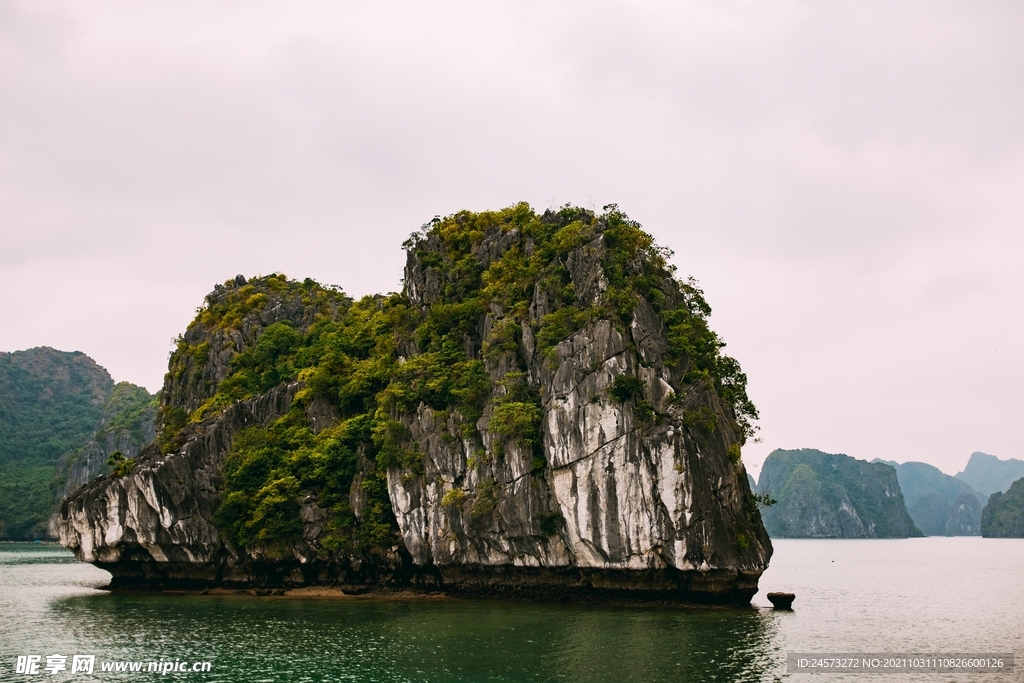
[1,538,1022,682]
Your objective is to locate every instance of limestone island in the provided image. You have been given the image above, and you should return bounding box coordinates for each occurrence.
[57,205,772,605]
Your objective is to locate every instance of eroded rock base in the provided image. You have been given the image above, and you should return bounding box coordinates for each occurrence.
[95,559,760,606]
[440,565,760,605]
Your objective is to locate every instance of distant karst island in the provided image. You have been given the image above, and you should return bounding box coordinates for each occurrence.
[752,448,1024,539]
[981,477,1024,538]
[756,448,920,538]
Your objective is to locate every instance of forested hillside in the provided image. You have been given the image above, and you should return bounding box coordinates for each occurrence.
[0,348,155,538]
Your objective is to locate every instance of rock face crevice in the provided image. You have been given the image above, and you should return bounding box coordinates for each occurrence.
[57,207,772,604]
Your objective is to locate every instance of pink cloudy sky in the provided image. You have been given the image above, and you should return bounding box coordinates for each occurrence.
[2,0,1022,478]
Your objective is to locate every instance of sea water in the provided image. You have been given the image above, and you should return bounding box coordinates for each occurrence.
[1,538,1021,682]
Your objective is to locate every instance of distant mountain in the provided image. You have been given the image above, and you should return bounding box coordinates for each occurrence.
[955,452,1024,497]
[981,477,1024,538]
[53,382,157,499]
[875,460,984,536]
[0,348,155,539]
[758,448,921,538]
[0,348,112,538]
[947,492,984,536]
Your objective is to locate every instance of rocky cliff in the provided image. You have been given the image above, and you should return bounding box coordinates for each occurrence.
[981,477,1024,538]
[57,205,771,604]
[758,449,921,538]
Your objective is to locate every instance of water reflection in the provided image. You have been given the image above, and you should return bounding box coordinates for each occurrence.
[41,591,781,682]
[544,606,780,681]
[0,544,782,682]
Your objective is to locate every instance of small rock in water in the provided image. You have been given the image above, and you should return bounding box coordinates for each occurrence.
[767,592,795,610]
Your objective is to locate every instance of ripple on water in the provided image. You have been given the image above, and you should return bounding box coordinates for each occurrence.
[2,539,1022,682]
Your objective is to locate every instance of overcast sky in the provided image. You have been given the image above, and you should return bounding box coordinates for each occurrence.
[2,0,1022,478]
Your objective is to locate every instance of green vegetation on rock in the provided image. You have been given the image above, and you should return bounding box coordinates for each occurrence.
[402,204,756,437]
[95,382,155,445]
[209,292,411,556]
[980,477,1024,538]
[150,275,408,555]
[106,451,136,478]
